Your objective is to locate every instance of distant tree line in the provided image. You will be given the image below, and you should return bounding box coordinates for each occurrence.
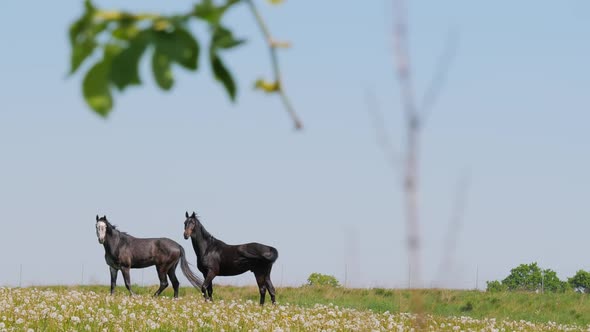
[487,262,590,293]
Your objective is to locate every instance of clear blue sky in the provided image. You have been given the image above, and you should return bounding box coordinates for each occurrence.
[0,0,588,289]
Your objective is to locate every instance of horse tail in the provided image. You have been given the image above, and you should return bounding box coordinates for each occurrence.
[241,244,278,264]
[179,246,203,289]
[263,246,279,264]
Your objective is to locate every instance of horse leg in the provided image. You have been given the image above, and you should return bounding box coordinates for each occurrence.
[201,272,208,299]
[265,272,277,305]
[120,267,134,296]
[153,266,169,297]
[207,283,213,299]
[109,267,118,295]
[202,271,216,301]
[167,267,180,298]
[254,271,267,306]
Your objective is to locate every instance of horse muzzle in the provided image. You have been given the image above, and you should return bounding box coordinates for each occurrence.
[98,238,105,244]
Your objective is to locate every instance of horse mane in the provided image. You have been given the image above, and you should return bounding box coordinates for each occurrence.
[199,224,213,240]
[194,214,216,242]
[99,217,129,236]
[110,224,130,236]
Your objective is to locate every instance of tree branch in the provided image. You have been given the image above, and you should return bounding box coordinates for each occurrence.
[393,1,424,324]
[393,0,420,130]
[364,88,400,172]
[94,11,162,21]
[435,172,471,286]
[246,0,303,130]
[419,29,459,125]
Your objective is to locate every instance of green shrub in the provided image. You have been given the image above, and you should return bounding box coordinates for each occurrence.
[568,270,590,293]
[502,262,543,291]
[306,273,341,287]
[460,301,474,312]
[487,263,573,293]
[486,280,507,292]
[373,288,393,297]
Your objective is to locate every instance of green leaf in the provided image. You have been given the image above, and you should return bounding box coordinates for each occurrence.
[211,26,245,50]
[110,32,150,91]
[152,49,174,90]
[103,43,123,59]
[84,0,96,14]
[208,25,240,100]
[69,0,105,74]
[69,0,96,46]
[69,16,89,47]
[83,60,113,117]
[69,20,107,74]
[153,28,200,70]
[210,53,236,100]
[112,24,140,40]
[70,40,96,74]
[193,0,219,24]
[194,0,240,26]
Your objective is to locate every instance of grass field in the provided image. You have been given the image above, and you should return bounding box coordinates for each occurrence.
[1,285,589,331]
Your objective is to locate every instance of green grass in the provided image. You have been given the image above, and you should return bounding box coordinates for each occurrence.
[36,285,590,326]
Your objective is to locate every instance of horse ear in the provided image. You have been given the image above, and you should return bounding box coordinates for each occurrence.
[185,211,189,218]
[103,215,107,221]
[96,215,99,222]
[191,211,196,218]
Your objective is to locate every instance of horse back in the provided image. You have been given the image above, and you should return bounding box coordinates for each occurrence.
[123,237,182,268]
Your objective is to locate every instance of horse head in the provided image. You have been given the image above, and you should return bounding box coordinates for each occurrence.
[183,211,199,239]
[95,215,109,244]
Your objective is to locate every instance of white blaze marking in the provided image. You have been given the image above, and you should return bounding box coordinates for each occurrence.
[96,221,107,243]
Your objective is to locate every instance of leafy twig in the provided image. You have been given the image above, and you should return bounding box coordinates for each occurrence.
[70,0,299,130]
[94,11,162,21]
[246,0,303,130]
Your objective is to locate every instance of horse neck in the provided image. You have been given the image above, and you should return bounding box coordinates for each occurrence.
[191,223,214,258]
[103,227,122,256]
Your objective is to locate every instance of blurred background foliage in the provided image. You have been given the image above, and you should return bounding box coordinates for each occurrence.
[69,0,287,118]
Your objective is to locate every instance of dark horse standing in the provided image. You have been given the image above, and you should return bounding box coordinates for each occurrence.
[95,215,203,297]
[183,212,279,305]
